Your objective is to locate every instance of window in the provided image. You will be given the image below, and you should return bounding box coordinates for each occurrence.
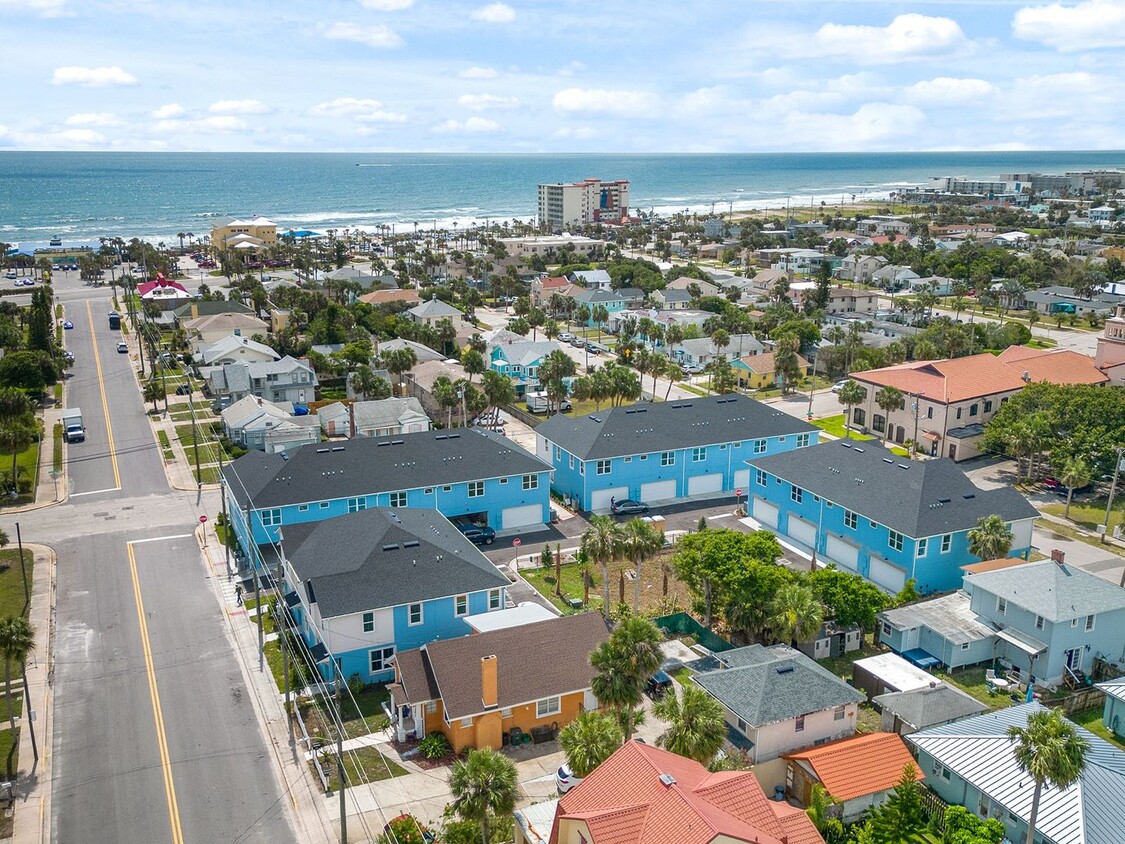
[997,597,1007,615]
[424,488,433,495]
[499,478,507,485]
[579,462,585,475]
[956,407,963,420]
[261,509,282,527]
[917,538,928,558]
[297,503,309,512]
[468,481,484,498]
[873,414,886,434]
[536,696,562,718]
[691,447,706,462]
[369,646,395,674]
[753,439,767,454]
[796,433,811,448]
[661,451,675,466]
[984,400,993,413]
[1086,614,1095,632]
[737,718,748,733]
[969,403,979,417]
[569,455,574,469]
[624,456,632,463]
[595,459,611,475]
[845,510,857,530]
[455,595,468,617]
[888,530,904,552]
[522,474,538,490]
[443,485,452,492]
[755,469,767,487]
[961,642,970,651]
[319,501,330,509]
[555,446,561,460]
[460,717,473,728]
[790,485,804,504]
[389,492,406,508]
[853,408,865,426]
[362,612,374,633]
[1071,617,1079,628]
[408,603,423,626]
[926,407,934,419]
[426,701,437,714]
[347,497,367,513]
[833,706,845,721]
[941,534,952,553]
[488,589,502,610]
[640,454,648,461]
[795,715,805,732]
[882,621,892,637]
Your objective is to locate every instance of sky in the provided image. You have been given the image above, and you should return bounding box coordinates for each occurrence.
[1,0,1124,153]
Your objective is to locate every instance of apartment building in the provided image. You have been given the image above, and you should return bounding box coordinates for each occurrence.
[537,178,629,230]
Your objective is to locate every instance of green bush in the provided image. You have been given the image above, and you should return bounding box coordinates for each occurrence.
[418,731,451,759]
[347,673,365,698]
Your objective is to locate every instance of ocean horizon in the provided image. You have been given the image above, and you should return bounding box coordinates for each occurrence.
[2,150,1123,250]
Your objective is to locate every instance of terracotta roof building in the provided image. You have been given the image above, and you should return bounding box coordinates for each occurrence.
[995,345,1109,386]
[358,288,421,307]
[548,740,824,844]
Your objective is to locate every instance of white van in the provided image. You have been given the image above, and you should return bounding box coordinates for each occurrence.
[525,391,571,414]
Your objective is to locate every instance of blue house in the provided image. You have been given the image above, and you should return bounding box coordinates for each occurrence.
[1099,679,1125,740]
[572,288,627,325]
[746,440,1038,594]
[487,340,564,398]
[281,507,511,684]
[222,428,551,567]
[534,395,818,512]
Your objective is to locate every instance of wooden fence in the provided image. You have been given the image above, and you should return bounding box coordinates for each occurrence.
[1043,686,1106,715]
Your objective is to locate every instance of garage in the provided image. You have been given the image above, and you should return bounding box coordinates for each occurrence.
[825,535,860,571]
[501,504,544,530]
[732,469,749,492]
[869,556,907,593]
[786,515,817,548]
[591,486,629,511]
[752,497,779,529]
[687,473,724,496]
[640,479,677,503]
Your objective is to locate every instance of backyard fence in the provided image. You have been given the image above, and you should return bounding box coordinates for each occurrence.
[1043,686,1106,715]
[653,612,734,653]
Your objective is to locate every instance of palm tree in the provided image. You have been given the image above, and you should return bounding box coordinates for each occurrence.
[805,783,843,841]
[382,347,417,396]
[432,375,459,428]
[769,583,824,646]
[653,683,726,764]
[351,365,391,401]
[0,616,35,730]
[967,514,1014,561]
[1008,708,1088,844]
[874,386,904,443]
[581,515,622,621]
[143,379,164,414]
[460,348,486,384]
[618,518,663,613]
[480,369,516,413]
[590,616,662,740]
[836,380,865,438]
[1057,456,1092,521]
[558,711,622,778]
[0,422,35,493]
[448,747,519,844]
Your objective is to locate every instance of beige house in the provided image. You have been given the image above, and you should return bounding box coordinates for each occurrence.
[184,312,269,351]
[826,286,879,315]
[209,216,278,250]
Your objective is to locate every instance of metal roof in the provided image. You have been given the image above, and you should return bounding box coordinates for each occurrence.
[878,591,995,645]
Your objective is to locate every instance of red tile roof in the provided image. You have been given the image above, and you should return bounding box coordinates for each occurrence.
[996,346,1109,386]
[850,354,1027,403]
[549,741,823,844]
[784,733,921,802]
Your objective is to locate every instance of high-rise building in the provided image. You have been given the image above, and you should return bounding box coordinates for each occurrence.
[537,178,629,231]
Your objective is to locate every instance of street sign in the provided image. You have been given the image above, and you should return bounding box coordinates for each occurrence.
[735,489,743,497]
[199,515,208,523]
[512,537,522,547]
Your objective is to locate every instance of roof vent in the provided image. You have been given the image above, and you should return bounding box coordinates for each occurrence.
[403,540,420,548]
[391,439,405,445]
[449,433,461,439]
[377,441,390,447]
[382,543,399,552]
[316,448,330,453]
[658,773,677,787]
[938,497,951,504]
[435,434,448,440]
[882,458,893,464]
[963,493,976,500]
[776,666,796,675]
[898,463,909,470]
[839,441,852,449]
[854,447,864,453]
[332,446,345,452]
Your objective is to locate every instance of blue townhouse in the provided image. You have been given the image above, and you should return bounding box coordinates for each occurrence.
[534,394,819,512]
[488,340,564,398]
[281,507,511,684]
[222,427,551,567]
[747,440,1039,595]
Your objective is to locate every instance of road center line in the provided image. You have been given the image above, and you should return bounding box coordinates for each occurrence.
[127,541,185,844]
[69,486,123,497]
[85,301,122,490]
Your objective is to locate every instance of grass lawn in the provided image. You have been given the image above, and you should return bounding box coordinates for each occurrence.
[889,446,911,458]
[522,561,600,614]
[320,743,407,792]
[932,666,1012,709]
[0,548,34,622]
[811,414,873,441]
[197,465,222,484]
[1041,501,1125,533]
[1070,706,1125,750]
[816,636,882,682]
[302,684,392,740]
[0,725,18,779]
[855,703,883,734]
[0,437,41,501]
[670,666,693,686]
[523,550,691,617]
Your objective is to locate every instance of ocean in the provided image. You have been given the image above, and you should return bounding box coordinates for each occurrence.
[1,150,1123,250]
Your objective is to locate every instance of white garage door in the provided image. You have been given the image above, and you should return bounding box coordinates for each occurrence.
[640,479,677,502]
[869,556,907,593]
[825,535,860,571]
[591,486,629,511]
[501,504,544,530]
[687,473,724,496]
[787,515,817,548]
[752,497,779,529]
[732,469,750,492]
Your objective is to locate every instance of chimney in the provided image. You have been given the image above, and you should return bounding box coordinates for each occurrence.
[481,654,498,709]
[1051,548,1065,564]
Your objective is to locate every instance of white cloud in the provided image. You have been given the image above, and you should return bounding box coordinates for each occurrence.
[0,0,68,17]
[152,103,184,119]
[355,110,407,123]
[433,117,502,134]
[458,66,499,79]
[1004,71,1117,118]
[905,77,998,105]
[55,128,106,146]
[553,126,596,140]
[51,65,138,87]
[64,112,122,127]
[552,87,660,118]
[457,94,519,111]
[154,116,248,134]
[308,97,406,123]
[470,2,515,23]
[812,14,970,63]
[322,21,403,48]
[782,103,928,149]
[358,0,413,8]
[209,99,271,115]
[1013,0,1125,50]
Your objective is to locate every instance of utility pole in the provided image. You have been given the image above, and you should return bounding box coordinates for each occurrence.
[1101,445,1124,548]
[911,392,925,461]
[245,500,264,672]
[336,673,347,843]
[276,535,293,746]
[218,438,230,578]
[189,389,202,486]
[14,522,29,608]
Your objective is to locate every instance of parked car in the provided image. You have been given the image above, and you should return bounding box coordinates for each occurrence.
[557,332,575,343]
[831,380,850,393]
[556,764,582,795]
[569,337,586,349]
[611,499,649,516]
[116,341,128,353]
[62,320,74,329]
[645,670,674,700]
[457,523,496,546]
[175,383,192,396]
[682,362,705,374]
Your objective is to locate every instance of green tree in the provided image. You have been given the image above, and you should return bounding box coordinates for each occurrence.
[805,783,844,842]
[653,682,726,763]
[558,711,622,778]
[1008,708,1088,844]
[0,616,35,731]
[143,379,164,413]
[351,365,391,400]
[448,747,519,844]
[874,386,904,443]
[538,349,577,414]
[769,582,824,646]
[460,348,486,384]
[836,380,865,437]
[941,806,1005,844]
[618,517,664,613]
[0,350,55,392]
[671,529,782,629]
[382,347,417,395]
[806,565,889,631]
[433,375,460,428]
[590,616,662,740]
[480,369,516,412]
[1056,455,1092,521]
[581,514,623,622]
[967,514,1013,562]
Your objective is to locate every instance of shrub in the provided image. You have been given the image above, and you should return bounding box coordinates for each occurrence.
[419,731,451,759]
[346,673,365,698]
[377,815,429,844]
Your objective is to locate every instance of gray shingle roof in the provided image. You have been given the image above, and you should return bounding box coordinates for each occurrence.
[965,560,1125,622]
[224,427,549,509]
[748,439,1038,538]
[872,683,988,731]
[282,507,509,618]
[536,394,816,461]
[409,298,463,318]
[692,644,864,727]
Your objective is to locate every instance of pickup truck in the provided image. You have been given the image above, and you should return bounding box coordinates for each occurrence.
[61,407,85,443]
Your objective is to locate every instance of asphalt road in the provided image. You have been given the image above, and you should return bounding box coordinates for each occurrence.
[18,271,298,843]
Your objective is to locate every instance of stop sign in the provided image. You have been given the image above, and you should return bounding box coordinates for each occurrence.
[512,537,522,547]
[735,489,743,497]
[199,515,208,523]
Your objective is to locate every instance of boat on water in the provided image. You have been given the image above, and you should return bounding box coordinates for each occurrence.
[49,236,63,246]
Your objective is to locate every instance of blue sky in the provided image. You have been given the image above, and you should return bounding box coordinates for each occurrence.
[1,0,1123,152]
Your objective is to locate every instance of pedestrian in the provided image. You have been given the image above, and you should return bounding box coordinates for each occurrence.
[235,584,243,606]
[611,496,616,507]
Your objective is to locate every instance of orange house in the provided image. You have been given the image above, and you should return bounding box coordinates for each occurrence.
[388,612,609,753]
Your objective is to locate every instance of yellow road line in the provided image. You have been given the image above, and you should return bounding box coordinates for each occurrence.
[85,301,121,489]
[127,542,185,844]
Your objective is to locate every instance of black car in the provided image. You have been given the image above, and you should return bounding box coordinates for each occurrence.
[610,499,649,516]
[458,524,496,545]
[175,383,192,396]
[645,670,674,700]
